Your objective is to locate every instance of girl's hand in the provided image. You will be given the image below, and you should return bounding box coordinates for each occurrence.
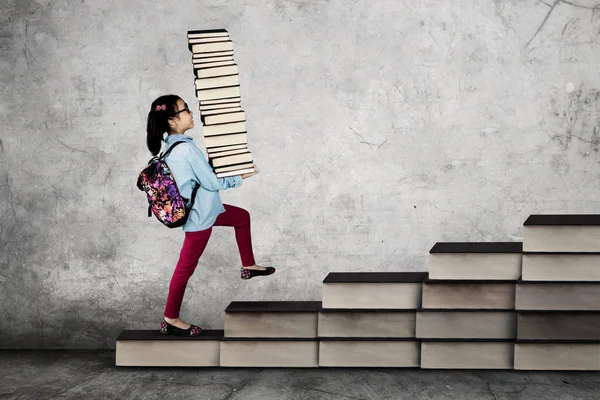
[241,165,259,179]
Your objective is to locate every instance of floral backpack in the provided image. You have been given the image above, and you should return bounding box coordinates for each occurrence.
[136,141,200,228]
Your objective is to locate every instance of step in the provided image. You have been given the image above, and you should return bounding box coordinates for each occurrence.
[422,280,516,309]
[219,337,318,367]
[318,309,416,337]
[115,330,223,367]
[420,339,514,369]
[516,281,600,310]
[517,311,600,340]
[514,340,600,370]
[522,253,600,281]
[428,242,522,280]
[224,301,321,338]
[523,214,600,252]
[319,338,420,367]
[322,272,428,309]
[416,309,517,339]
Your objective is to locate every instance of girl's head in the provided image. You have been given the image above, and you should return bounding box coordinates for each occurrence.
[146,95,195,155]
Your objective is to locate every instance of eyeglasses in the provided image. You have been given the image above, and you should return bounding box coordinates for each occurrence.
[171,103,190,116]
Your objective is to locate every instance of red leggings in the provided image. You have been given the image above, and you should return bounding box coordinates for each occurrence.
[164,204,256,319]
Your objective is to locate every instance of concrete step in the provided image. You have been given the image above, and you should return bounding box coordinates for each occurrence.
[516,281,600,310]
[422,280,516,309]
[219,337,318,367]
[416,309,517,339]
[514,340,600,370]
[224,301,321,338]
[322,272,428,309]
[318,309,416,338]
[428,242,522,280]
[319,338,420,367]
[420,339,514,369]
[522,253,600,281]
[523,214,600,252]
[115,329,223,367]
[517,311,600,340]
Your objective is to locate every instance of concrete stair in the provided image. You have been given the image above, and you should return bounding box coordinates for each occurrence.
[220,301,321,367]
[421,339,514,369]
[428,242,522,280]
[115,329,223,367]
[513,214,600,370]
[416,309,517,339]
[115,214,600,370]
[318,272,425,367]
[321,272,427,309]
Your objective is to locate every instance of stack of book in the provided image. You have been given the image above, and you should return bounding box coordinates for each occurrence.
[187,29,255,178]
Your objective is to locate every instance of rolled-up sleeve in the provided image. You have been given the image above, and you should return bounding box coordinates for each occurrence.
[187,145,243,192]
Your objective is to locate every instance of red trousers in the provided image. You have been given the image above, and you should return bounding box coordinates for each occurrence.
[164,204,256,319]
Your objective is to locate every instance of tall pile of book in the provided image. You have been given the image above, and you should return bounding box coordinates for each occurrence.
[187,29,255,178]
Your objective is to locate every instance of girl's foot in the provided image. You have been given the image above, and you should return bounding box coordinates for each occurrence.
[161,317,202,336]
[242,264,267,270]
[241,265,276,279]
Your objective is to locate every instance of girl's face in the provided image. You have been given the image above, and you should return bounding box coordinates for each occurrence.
[170,98,194,133]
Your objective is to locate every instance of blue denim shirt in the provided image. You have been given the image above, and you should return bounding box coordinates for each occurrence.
[162,133,243,231]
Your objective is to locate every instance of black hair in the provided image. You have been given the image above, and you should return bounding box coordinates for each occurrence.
[146,94,180,156]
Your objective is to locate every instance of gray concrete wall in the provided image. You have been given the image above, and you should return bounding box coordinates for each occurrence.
[1,0,599,349]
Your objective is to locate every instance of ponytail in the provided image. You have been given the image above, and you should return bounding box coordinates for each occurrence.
[146,94,180,156]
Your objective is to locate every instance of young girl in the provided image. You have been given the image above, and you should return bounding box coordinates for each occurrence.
[146,94,276,337]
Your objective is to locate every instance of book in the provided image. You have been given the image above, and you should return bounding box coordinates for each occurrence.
[189,40,233,54]
[204,132,247,148]
[203,121,246,136]
[210,152,253,168]
[208,147,248,158]
[201,111,245,125]
[196,86,240,101]
[200,97,241,106]
[195,65,239,78]
[188,29,229,39]
[195,75,239,90]
[200,106,243,116]
[193,58,234,68]
[215,167,255,178]
[214,163,254,173]
[188,36,230,44]
[192,50,234,59]
[188,29,256,178]
[199,102,241,111]
[206,143,248,154]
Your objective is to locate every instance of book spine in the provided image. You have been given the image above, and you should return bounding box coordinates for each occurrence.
[189,40,233,54]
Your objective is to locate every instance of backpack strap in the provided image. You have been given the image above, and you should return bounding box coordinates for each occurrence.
[159,140,185,159]
[160,140,202,210]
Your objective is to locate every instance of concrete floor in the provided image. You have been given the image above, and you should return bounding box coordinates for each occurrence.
[0,351,599,400]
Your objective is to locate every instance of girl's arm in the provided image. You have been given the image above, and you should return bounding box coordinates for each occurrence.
[187,145,242,192]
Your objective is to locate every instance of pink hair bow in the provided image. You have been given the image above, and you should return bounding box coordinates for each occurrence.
[155,104,166,111]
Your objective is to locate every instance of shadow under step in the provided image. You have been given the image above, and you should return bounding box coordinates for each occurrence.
[318,308,417,338]
[516,280,600,310]
[517,310,600,340]
[422,279,517,309]
[416,309,517,339]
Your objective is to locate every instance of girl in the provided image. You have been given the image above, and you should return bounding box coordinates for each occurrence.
[146,94,276,337]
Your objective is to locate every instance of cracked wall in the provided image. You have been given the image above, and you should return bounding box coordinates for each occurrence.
[1,0,600,349]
